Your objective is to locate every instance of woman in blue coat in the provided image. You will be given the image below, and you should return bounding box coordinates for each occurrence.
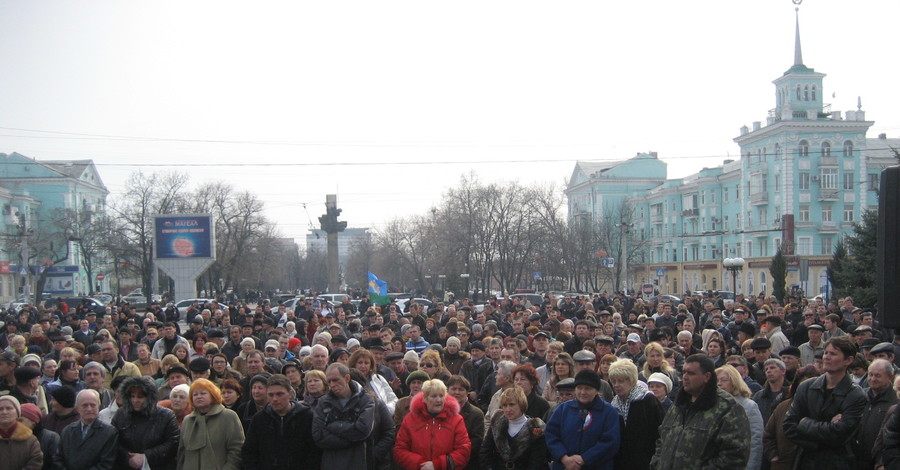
[544,370,620,470]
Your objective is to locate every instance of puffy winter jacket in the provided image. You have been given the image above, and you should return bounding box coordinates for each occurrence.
[112,376,180,470]
[394,393,471,470]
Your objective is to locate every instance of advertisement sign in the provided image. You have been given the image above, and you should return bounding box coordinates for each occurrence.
[45,273,74,294]
[155,215,213,259]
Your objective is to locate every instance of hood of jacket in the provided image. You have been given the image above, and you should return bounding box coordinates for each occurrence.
[409,390,460,419]
[119,375,159,414]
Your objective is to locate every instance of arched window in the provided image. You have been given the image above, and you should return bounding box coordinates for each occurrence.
[812,85,817,101]
[798,140,809,157]
[774,143,781,160]
[804,85,809,101]
[796,85,802,100]
[822,141,831,157]
[843,140,854,157]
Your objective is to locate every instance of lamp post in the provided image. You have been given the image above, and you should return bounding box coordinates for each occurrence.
[723,257,745,295]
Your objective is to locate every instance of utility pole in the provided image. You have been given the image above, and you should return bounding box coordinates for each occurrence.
[318,194,346,292]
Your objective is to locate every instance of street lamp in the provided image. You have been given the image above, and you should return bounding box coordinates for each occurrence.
[723,257,745,295]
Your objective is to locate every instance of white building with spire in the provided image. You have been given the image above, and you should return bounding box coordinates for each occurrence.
[566,7,898,297]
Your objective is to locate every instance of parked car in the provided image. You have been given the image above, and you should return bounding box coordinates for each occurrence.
[46,297,107,315]
[175,298,216,316]
[509,293,543,307]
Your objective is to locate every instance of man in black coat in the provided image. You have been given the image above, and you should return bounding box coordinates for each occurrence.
[58,389,118,470]
[242,374,320,470]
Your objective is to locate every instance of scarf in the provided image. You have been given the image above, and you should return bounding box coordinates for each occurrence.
[611,381,651,424]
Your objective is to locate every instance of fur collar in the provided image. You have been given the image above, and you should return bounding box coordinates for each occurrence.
[675,377,719,411]
[409,391,461,418]
[489,414,544,463]
[2,422,35,442]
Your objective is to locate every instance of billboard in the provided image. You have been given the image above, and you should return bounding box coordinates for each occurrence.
[154,214,214,259]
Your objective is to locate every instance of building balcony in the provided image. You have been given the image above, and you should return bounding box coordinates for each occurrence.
[818,189,839,201]
[750,192,768,205]
[819,156,838,167]
[651,214,663,223]
[681,208,698,217]
[819,221,839,232]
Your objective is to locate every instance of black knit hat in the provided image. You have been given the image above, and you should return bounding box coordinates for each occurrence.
[572,369,602,390]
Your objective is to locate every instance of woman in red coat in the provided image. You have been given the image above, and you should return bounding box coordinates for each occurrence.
[394,379,471,470]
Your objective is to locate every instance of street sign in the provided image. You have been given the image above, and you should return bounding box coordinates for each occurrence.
[656,268,666,278]
[533,272,542,280]
[96,272,105,281]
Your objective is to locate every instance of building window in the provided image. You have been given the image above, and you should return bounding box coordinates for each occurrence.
[869,173,880,191]
[737,213,742,229]
[724,216,729,231]
[821,168,838,189]
[843,173,854,190]
[822,205,833,222]
[746,241,753,258]
[775,175,780,192]
[821,141,831,157]
[796,85,802,100]
[759,208,768,226]
[843,206,854,222]
[724,187,729,203]
[843,140,854,157]
[804,85,810,100]
[736,184,741,199]
[774,143,781,160]
[798,237,812,256]
[798,140,809,157]
[821,236,833,255]
[799,173,810,190]
[701,192,706,204]
[812,85,817,101]
[760,240,768,257]
[799,205,810,222]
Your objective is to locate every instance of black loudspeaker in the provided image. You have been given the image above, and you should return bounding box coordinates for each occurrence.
[878,166,900,329]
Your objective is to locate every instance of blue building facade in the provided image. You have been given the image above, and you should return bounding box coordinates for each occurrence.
[565,13,896,298]
[0,152,109,301]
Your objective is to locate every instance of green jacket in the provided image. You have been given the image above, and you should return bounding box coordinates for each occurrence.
[177,404,244,470]
[650,383,750,470]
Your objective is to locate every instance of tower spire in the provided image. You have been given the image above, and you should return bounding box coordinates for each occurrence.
[793,6,803,66]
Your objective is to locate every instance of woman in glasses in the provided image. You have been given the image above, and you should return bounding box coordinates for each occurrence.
[418,349,451,384]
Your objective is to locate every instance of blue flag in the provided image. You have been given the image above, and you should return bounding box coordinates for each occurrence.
[368,272,390,306]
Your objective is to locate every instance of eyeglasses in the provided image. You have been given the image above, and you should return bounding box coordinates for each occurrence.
[420,363,435,368]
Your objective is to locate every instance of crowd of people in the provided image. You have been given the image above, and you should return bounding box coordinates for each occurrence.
[0,290,899,470]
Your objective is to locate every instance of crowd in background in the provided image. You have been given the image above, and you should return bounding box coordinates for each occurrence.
[0,289,899,470]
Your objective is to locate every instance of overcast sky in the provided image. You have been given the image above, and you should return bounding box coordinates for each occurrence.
[0,1,897,245]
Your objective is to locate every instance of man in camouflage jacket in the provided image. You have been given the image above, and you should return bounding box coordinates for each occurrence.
[650,354,750,470]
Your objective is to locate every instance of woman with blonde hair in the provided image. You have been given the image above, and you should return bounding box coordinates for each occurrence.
[640,342,680,391]
[716,364,763,470]
[480,386,548,469]
[608,360,662,470]
[177,378,244,470]
[394,379,470,470]
[418,349,451,383]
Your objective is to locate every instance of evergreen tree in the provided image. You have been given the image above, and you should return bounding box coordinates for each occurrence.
[829,209,878,308]
[770,247,787,303]
[827,239,848,293]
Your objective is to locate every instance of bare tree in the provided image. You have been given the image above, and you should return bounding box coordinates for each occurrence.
[110,171,190,297]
